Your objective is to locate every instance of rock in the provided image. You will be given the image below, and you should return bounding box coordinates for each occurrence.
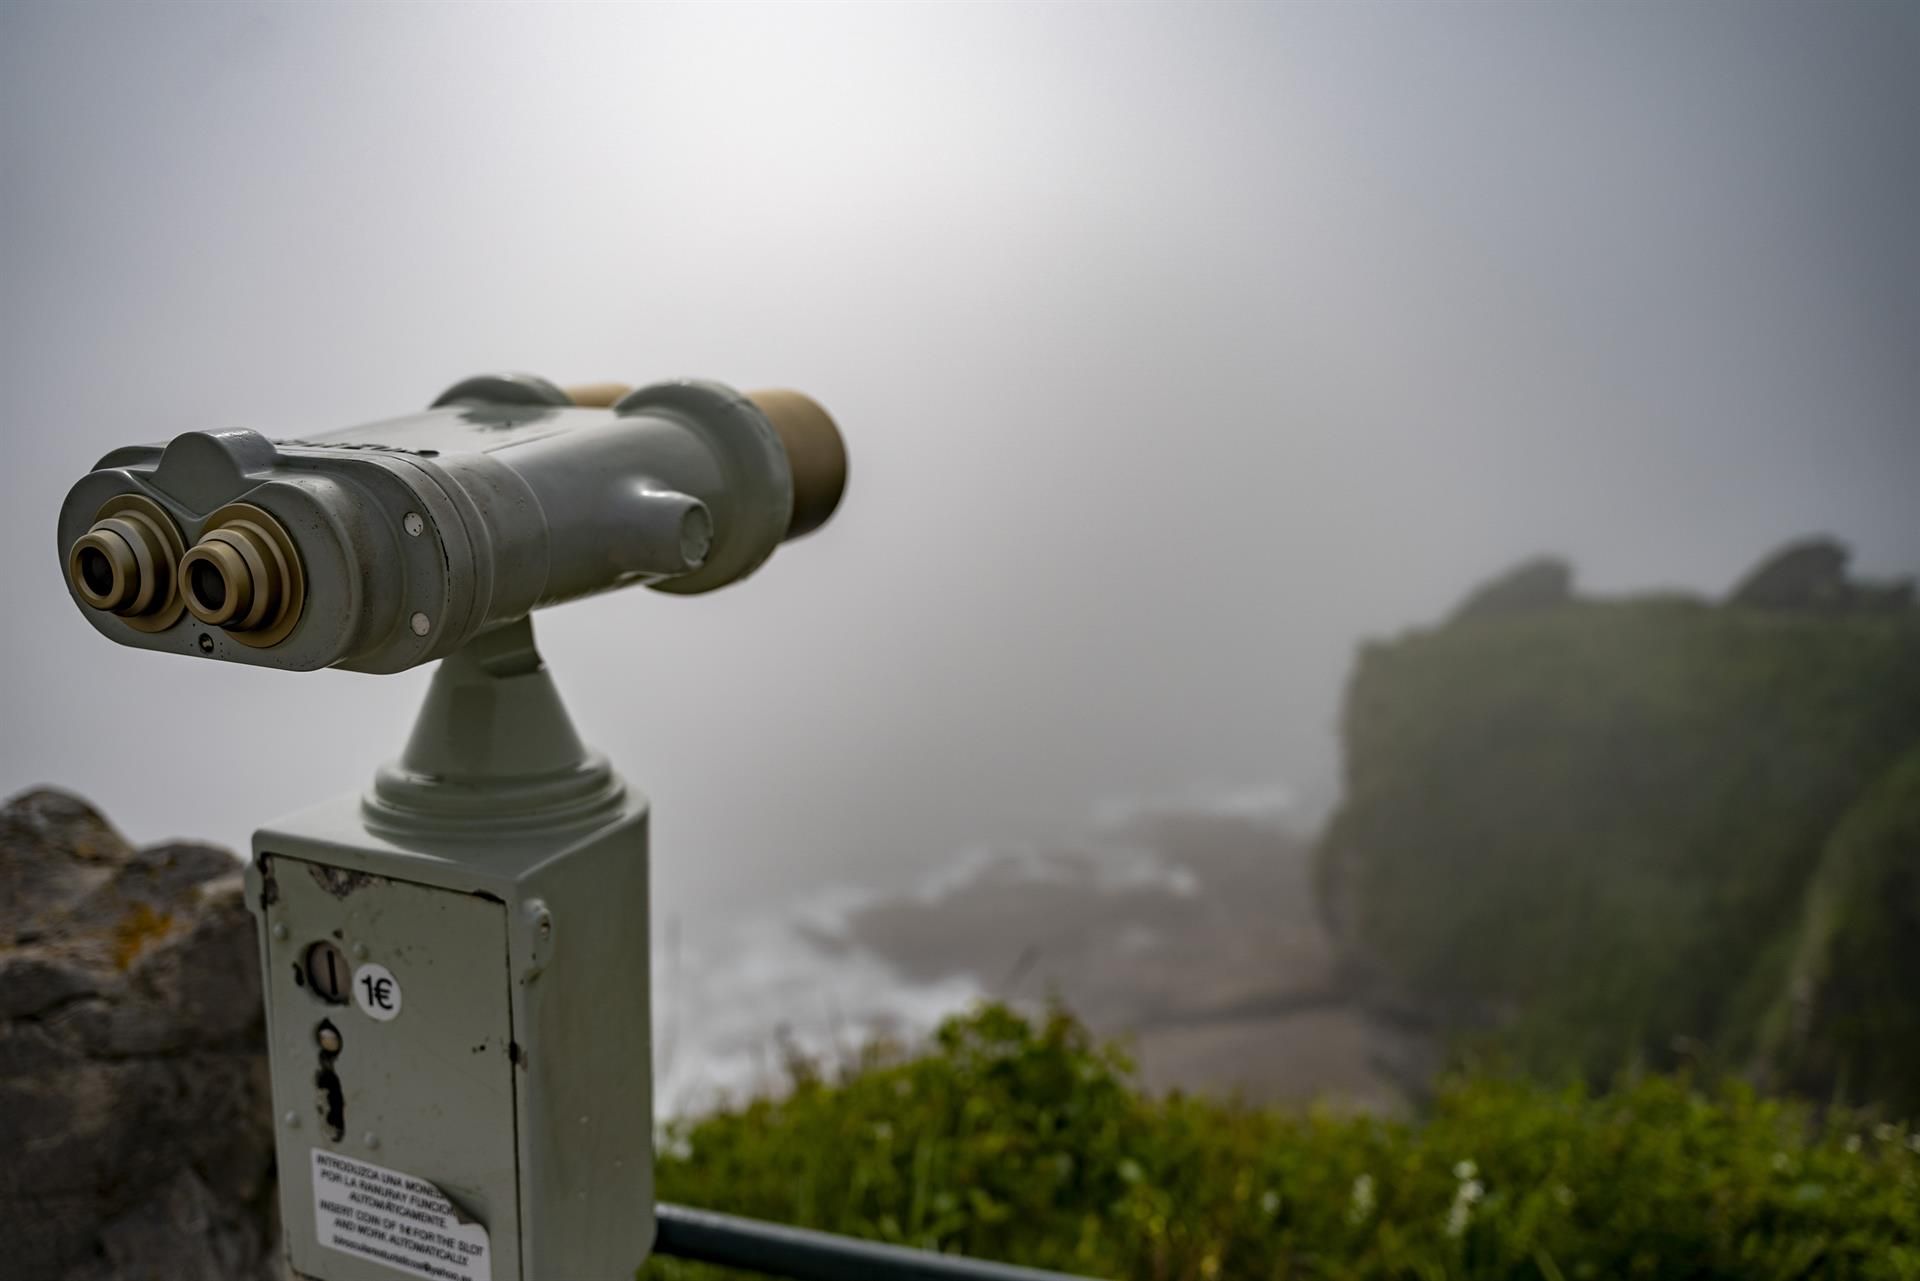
[0,787,278,1281]
[1727,537,1852,612]
[1728,536,1917,615]
[1448,556,1574,622]
[0,790,124,945]
[834,806,1432,1113]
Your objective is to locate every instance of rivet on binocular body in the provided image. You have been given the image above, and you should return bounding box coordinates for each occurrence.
[65,494,187,633]
[179,503,306,648]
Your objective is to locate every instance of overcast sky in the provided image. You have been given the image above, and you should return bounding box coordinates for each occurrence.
[2,1,1916,921]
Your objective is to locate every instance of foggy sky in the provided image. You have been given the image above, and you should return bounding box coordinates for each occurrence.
[2,1,1916,922]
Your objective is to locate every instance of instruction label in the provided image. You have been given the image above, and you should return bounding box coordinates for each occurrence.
[312,1149,491,1281]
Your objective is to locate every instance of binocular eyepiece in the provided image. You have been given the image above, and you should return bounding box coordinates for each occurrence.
[66,494,189,631]
[59,376,847,673]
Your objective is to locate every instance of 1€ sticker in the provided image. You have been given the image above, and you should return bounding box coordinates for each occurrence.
[353,963,402,1022]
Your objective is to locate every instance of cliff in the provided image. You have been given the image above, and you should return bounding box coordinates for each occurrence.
[1317,540,1920,1105]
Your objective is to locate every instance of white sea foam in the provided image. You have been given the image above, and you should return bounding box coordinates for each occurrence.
[652,901,985,1118]
[652,781,1293,1117]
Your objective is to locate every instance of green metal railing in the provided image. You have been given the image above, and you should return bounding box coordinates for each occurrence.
[653,1203,1107,1281]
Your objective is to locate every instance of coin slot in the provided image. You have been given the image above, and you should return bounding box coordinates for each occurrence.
[303,939,351,1004]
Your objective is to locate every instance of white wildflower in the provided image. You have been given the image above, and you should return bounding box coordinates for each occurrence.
[1443,1172,1484,1238]
[1453,1159,1478,1182]
[1347,1173,1376,1225]
[1259,1190,1281,1216]
[1874,1123,1898,1144]
[1845,1134,1863,1154]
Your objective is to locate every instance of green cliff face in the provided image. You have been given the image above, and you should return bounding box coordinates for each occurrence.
[1316,545,1920,1105]
[1761,745,1920,1108]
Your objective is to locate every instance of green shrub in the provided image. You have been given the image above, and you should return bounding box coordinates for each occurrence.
[645,1004,1920,1281]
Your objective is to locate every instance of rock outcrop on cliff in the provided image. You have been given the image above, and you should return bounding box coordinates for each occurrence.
[1447,555,1574,622]
[0,788,278,1281]
[1727,536,1916,615]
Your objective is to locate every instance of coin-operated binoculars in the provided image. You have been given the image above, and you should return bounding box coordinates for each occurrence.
[57,374,847,1281]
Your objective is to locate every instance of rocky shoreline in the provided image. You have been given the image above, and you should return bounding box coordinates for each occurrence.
[825,797,1435,1112]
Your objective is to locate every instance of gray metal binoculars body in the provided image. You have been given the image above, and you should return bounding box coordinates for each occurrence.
[55,371,847,1279]
[58,374,847,672]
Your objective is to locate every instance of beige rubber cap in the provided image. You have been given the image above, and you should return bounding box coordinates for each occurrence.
[562,382,633,409]
[749,389,847,540]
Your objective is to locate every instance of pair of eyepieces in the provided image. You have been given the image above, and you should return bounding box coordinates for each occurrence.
[67,497,303,646]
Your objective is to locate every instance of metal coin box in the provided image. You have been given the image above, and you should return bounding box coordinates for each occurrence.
[247,620,652,1281]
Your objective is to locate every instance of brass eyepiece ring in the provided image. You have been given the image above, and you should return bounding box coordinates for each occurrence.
[179,503,305,648]
[65,494,187,633]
